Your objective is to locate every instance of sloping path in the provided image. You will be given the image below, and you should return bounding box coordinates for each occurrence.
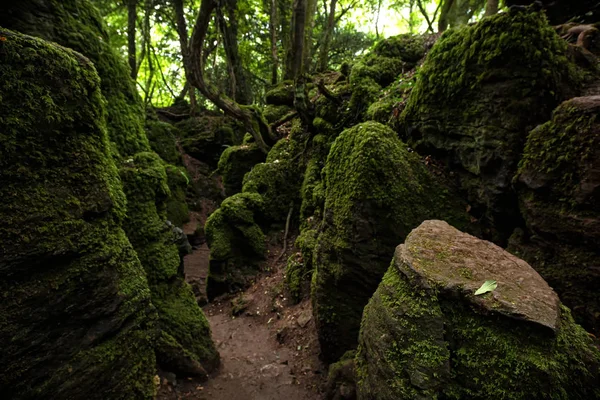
[157,215,324,400]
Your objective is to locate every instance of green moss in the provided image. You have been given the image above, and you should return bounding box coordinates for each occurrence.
[265,81,294,106]
[164,165,190,227]
[372,34,427,64]
[312,121,473,362]
[0,0,151,158]
[263,104,293,123]
[356,261,600,399]
[145,119,182,165]
[205,193,266,297]
[120,152,218,374]
[0,29,155,398]
[218,143,266,196]
[176,113,243,167]
[242,138,302,224]
[152,279,219,373]
[399,10,582,241]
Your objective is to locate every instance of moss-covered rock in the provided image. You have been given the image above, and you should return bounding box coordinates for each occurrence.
[242,137,303,224]
[165,165,191,227]
[285,229,319,303]
[509,95,600,334]
[120,152,219,376]
[205,193,266,298]
[176,113,244,168]
[0,29,156,399]
[218,143,267,196]
[0,0,151,158]
[356,220,600,400]
[400,10,582,243]
[312,122,474,362]
[145,119,182,165]
[265,81,295,106]
[263,104,293,123]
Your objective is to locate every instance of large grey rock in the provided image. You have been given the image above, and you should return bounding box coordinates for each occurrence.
[356,220,600,400]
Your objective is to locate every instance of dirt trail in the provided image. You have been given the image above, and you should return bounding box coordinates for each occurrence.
[157,214,325,400]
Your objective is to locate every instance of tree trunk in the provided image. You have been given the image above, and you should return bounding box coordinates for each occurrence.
[179,0,276,152]
[173,0,197,112]
[484,0,499,16]
[291,0,307,79]
[438,0,455,32]
[127,0,137,80]
[317,0,337,72]
[217,0,253,104]
[269,0,279,85]
[303,0,317,74]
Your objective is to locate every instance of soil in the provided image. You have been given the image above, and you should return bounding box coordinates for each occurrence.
[157,212,326,400]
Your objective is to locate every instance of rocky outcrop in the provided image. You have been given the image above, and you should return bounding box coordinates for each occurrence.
[312,122,474,362]
[356,220,600,399]
[401,10,581,243]
[0,29,156,398]
[120,152,219,377]
[509,95,600,334]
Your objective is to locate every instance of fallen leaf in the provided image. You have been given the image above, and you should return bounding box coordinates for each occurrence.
[474,280,497,296]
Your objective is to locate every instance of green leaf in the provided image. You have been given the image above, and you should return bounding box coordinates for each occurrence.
[474,280,497,296]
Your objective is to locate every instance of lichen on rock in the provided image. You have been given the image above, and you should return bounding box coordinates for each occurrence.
[356,220,600,400]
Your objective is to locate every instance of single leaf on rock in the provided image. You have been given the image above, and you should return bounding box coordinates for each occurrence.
[474,280,497,296]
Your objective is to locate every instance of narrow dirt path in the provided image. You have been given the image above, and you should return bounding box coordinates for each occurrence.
[157,213,325,400]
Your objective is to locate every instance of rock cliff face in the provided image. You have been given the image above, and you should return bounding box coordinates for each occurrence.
[312,122,474,362]
[0,29,156,399]
[356,220,600,400]
[510,95,600,334]
[401,10,581,243]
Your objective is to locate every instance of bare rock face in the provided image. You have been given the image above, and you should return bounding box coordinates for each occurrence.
[400,220,560,331]
[356,220,600,400]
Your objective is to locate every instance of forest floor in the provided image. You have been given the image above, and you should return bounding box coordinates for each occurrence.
[156,211,325,400]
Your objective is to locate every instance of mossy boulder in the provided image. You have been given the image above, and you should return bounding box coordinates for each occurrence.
[265,81,295,106]
[218,143,267,196]
[0,0,151,158]
[120,152,219,376]
[0,29,156,399]
[205,193,266,298]
[312,122,474,362]
[400,10,582,243]
[176,113,243,168]
[356,220,600,399]
[145,119,182,165]
[165,165,191,227]
[509,95,600,334]
[263,104,293,123]
[242,137,303,224]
